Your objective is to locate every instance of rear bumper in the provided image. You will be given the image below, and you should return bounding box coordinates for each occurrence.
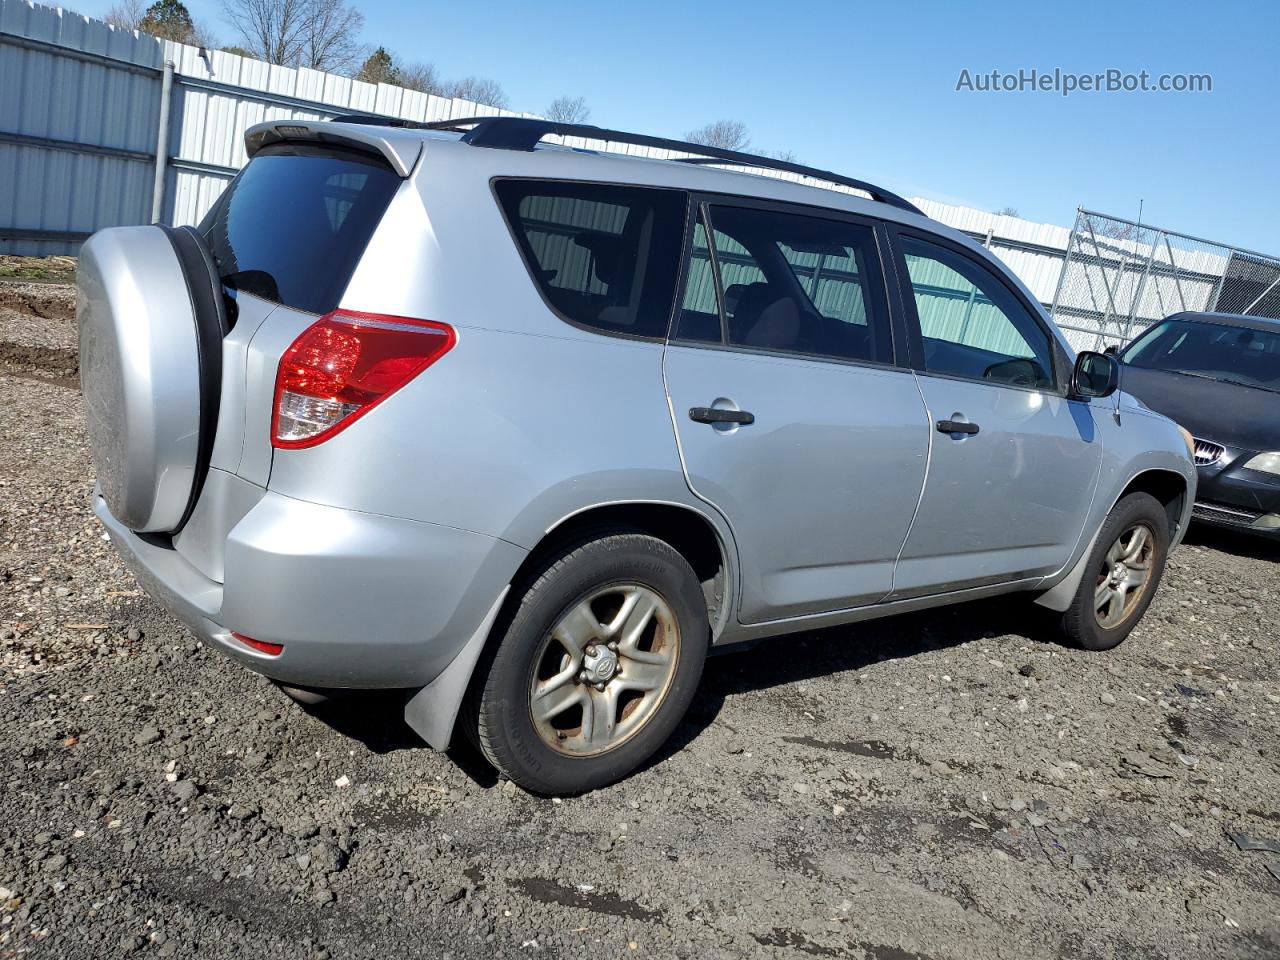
[94,490,526,688]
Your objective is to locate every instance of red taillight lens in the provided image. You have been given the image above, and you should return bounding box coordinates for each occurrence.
[272,310,456,448]
[232,632,284,656]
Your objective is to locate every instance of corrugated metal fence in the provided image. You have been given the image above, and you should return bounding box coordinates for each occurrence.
[6,0,1277,353]
[0,0,534,255]
[0,0,1082,293]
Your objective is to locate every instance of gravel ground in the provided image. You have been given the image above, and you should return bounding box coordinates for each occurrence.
[2,282,1280,959]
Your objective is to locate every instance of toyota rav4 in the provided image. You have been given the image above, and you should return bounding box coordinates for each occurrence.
[79,116,1197,794]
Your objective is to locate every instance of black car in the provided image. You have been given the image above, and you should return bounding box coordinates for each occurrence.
[1114,311,1280,539]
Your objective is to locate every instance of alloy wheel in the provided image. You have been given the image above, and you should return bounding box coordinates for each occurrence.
[528,584,680,757]
[1094,522,1156,630]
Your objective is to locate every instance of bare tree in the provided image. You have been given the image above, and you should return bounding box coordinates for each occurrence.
[222,0,360,68]
[399,61,444,96]
[190,20,219,47]
[298,0,363,73]
[764,148,798,163]
[446,75,508,109]
[222,0,309,64]
[545,95,590,124]
[685,120,750,151]
[105,0,145,30]
[994,206,1020,217]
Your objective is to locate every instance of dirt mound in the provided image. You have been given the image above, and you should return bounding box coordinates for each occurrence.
[0,282,76,321]
[0,339,78,382]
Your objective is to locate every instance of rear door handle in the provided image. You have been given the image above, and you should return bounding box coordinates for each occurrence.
[690,406,755,426]
[936,419,980,435]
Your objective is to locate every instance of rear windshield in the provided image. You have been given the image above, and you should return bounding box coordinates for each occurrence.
[200,144,401,315]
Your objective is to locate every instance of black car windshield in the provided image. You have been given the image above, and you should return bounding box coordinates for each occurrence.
[1122,318,1280,393]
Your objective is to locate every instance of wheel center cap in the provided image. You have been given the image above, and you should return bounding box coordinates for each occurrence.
[1111,563,1128,584]
[582,646,618,684]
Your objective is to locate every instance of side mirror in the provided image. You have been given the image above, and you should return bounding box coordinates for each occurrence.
[1071,351,1120,399]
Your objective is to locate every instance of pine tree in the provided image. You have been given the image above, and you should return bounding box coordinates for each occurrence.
[138,0,196,43]
[356,47,399,86]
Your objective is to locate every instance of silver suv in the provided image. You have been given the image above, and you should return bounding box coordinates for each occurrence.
[79,117,1197,794]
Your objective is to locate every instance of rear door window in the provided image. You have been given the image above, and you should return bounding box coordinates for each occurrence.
[495,180,688,339]
[200,144,401,315]
[676,203,892,365]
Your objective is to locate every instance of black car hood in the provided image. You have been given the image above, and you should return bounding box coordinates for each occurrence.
[1121,365,1280,451]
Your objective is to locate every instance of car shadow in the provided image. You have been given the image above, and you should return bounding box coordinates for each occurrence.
[637,593,1056,774]
[291,594,1058,790]
[1182,523,1279,562]
[291,685,503,786]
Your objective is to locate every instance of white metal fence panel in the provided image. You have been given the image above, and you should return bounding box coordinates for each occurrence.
[0,0,163,254]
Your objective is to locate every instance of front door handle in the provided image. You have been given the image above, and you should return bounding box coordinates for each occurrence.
[936,418,980,435]
[690,406,755,426]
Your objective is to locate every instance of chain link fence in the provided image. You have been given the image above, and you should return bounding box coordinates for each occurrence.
[1049,209,1280,351]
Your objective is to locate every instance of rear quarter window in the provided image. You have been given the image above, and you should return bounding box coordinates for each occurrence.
[200,144,401,315]
[494,180,688,339]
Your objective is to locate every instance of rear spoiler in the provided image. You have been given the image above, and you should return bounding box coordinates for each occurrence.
[244,120,423,177]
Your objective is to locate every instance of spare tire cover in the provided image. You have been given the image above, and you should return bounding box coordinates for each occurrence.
[78,225,224,533]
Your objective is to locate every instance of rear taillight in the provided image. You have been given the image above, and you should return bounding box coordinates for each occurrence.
[272,310,456,449]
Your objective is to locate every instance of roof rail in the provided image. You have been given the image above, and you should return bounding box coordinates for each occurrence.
[329,114,431,129]
[327,114,923,216]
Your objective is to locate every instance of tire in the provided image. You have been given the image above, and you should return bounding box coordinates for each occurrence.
[473,532,709,795]
[1060,492,1169,651]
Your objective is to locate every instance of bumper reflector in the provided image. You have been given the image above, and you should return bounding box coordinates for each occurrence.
[232,632,284,656]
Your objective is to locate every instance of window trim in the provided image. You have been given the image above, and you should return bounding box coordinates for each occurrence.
[489,176,693,344]
[886,224,1067,396]
[667,192,908,372]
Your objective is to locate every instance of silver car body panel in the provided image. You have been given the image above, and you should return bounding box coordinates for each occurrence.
[87,130,1197,749]
[1033,401,1197,611]
[203,292,276,477]
[172,468,264,583]
[97,487,527,689]
[664,345,929,622]
[890,379,1104,598]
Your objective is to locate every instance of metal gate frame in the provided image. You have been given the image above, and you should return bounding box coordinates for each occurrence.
[1049,207,1280,351]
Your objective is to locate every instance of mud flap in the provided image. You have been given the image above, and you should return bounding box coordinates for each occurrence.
[1033,527,1102,613]
[403,588,509,750]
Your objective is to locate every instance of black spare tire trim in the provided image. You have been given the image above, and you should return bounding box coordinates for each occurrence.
[160,224,228,535]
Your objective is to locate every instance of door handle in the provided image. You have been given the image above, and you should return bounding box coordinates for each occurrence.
[936,419,980,435]
[690,406,755,426]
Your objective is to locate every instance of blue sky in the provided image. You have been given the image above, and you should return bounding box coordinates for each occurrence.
[77,0,1280,250]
